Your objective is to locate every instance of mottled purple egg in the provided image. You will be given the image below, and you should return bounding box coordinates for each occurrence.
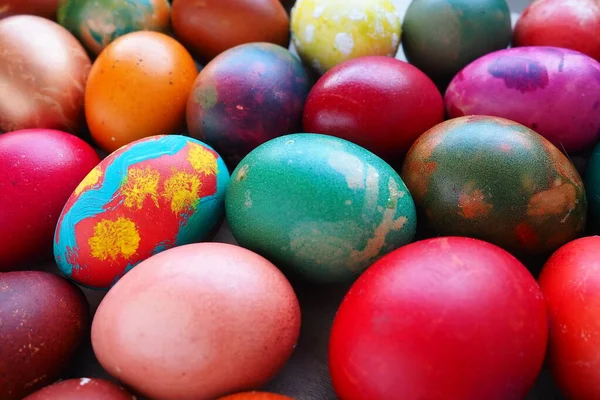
[445,46,600,153]
[186,42,311,168]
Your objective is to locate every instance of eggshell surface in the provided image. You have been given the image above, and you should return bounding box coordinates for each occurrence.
[0,271,89,400]
[329,237,548,400]
[23,378,133,400]
[0,0,59,20]
[401,116,587,256]
[91,243,301,400]
[445,46,600,152]
[0,129,101,270]
[54,135,229,289]
[226,133,417,283]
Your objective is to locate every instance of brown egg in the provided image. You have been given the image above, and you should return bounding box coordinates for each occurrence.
[171,0,290,61]
[0,0,60,20]
[0,15,91,134]
[91,243,301,400]
[0,271,90,400]
[22,378,133,400]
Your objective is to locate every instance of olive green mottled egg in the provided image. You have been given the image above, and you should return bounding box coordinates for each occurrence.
[401,116,587,257]
[226,133,417,283]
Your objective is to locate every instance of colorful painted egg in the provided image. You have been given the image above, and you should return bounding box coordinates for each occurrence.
[57,0,171,56]
[401,116,587,257]
[171,0,290,62]
[218,393,294,400]
[585,142,600,232]
[85,31,197,153]
[303,56,444,161]
[514,0,600,62]
[0,15,91,134]
[54,135,229,289]
[0,0,59,20]
[539,236,600,400]
[23,378,133,400]
[445,46,600,153]
[402,0,512,84]
[226,133,417,283]
[290,0,402,75]
[330,237,548,400]
[187,42,310,168]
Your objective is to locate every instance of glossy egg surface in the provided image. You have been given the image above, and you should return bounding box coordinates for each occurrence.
[23,378,133,400]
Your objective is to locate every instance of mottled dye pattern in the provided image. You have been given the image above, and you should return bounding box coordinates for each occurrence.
[290,0,402,74]
[402,0,512,84]
[401,116,587,257]
[187,43,310,168]
[54,135,229,289]
[585,142,600,232]
[57,0,170,56]
[445,46,600,153]
[226,133,417,283]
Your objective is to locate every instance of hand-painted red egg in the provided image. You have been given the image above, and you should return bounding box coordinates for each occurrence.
[0,271,89,400]
[539,236,600,400]
[0,0,59,20]
[303,56,444,160]
[329,237,548,400]
[513,0,600,62]
[91,243,301,400]
[23,378,133,400]
[0,129,101,270]
[0,16,91,134]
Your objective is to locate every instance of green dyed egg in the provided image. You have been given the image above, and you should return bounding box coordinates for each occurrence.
[226,133,417,283]
[401,116,587,257]
[402,0,512,84]
[585,142,600,232]
[57,0,171,56]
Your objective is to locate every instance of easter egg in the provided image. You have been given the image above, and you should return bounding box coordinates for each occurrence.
[401,116,587,257]
[445,46,600,153]
[23,378,133,400]
[585,142,600,232]
[85,31,197,153]
[0,271,89,400]
[226,133,417,283]
[171,0,289,62]
[539,236,600,400]
[329,237,548,400]
[0,0,59,20]
[0,15,91,134]
[91,243,301,400]
[57,0,171,56]
[0,129,101,270]
[513,0,600,62]
[54,135,229,289]
[290,0,402,75]
[303,56,444,160]
[187,43,310,167]
[402,0,512,84]
[218,393,294,400]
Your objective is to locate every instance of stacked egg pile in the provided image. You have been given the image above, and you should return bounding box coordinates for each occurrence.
[2,0,600,399]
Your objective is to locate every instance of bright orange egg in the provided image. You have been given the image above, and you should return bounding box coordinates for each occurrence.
[85,31,197,153]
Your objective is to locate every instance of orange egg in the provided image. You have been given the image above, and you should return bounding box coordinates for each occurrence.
[85,31,197,153]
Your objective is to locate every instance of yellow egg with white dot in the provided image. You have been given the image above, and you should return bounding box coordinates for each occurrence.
[290,0,402,74]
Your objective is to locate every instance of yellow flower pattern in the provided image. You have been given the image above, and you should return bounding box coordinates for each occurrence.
[188,143,218,176]
[121,167,160,209]
[88,217,141,261]
[162,171,202,213]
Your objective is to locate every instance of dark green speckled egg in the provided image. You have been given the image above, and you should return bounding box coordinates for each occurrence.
[401,116,587,257]
[226,133,417,283]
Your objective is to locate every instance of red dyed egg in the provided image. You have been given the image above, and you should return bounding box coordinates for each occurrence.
[539,236,600,400]
[0,129,101,270]
[23,378,133,400]
[329,237,548,400]
[0,0,59,20]
[513,0,600,62]
[303,56,444,160]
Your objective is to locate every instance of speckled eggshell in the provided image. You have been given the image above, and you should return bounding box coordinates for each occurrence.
[290,0,402,75]
[226,133,418,283]
[22,378,133,400]
[58,0,171,56]
[218,393,294,400]
[585,142,600,232]
[187,42,310,168]
[401,116,587,257]
[402,0,512,84]
[0,271,89,400]
[91,242,301,400]
[53,135,230,289]
[445,46,600,153]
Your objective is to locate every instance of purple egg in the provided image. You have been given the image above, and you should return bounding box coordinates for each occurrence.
[445,46,600,153]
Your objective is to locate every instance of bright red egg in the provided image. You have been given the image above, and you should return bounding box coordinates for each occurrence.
[539,236,600,400]
[0,0,60,20]
[0,129,101,270]
[303,56,444,160]
[329,236,548,400]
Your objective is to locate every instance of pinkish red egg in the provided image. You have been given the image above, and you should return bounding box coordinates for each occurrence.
[0,0,60,20]
[23,378,133,400]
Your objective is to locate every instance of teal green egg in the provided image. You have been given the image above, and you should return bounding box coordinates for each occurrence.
[225,133,418,283]
[57,0,171,56]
